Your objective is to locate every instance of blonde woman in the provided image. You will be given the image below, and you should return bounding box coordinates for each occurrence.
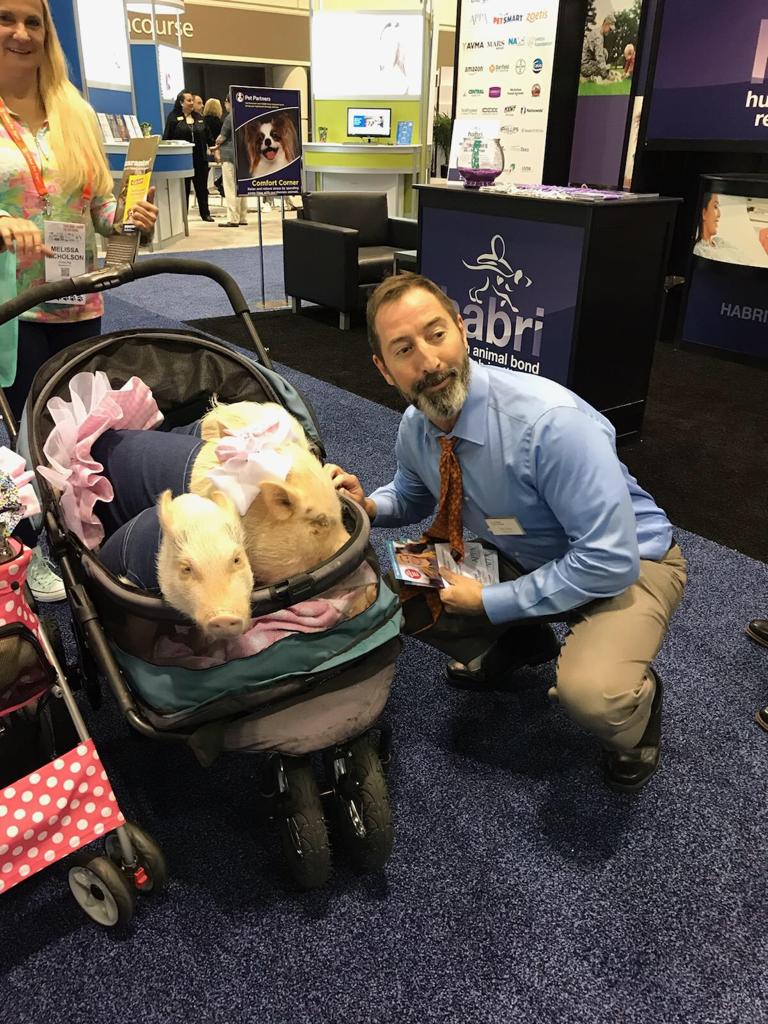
[212,95,248,227]
[202,97,223,195]
[0,0,158,599]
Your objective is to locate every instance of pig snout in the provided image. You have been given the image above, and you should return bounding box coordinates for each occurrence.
[204,613,248,639]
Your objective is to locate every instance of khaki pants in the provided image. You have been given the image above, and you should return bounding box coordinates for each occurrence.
[222,161,248,225]
[399,543,688,752]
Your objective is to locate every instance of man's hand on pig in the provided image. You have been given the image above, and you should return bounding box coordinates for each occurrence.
[324,464,377,520]
[439,570,486,615]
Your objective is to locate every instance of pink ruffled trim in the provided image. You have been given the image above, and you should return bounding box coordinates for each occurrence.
[37,372,163,549]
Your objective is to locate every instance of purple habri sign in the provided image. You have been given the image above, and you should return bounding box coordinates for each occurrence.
[647,0,768,143]
[683,258,768,357]
[420,207,584,384]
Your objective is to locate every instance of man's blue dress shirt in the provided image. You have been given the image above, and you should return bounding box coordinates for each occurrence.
[369,362,672,624]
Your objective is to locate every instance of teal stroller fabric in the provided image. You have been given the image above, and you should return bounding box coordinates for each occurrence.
[0,251,18,388]
[112,577,402,715]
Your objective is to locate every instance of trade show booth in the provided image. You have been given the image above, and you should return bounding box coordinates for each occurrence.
[105,141,193,249]
[416,182,679,438]
[50,0,193,249]
[681,173,768,359]
[307,4,432,216]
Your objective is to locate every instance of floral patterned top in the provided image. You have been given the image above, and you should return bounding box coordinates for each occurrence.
[0,105,116,322]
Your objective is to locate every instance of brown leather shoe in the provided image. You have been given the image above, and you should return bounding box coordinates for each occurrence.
[746,619,768,649]
[603,670,662,793]
[444,623,560,692]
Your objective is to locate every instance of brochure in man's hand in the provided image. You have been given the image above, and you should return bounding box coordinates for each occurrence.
[389,539,499,589]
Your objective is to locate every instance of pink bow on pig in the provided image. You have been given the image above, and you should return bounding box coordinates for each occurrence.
[206,407,304,515]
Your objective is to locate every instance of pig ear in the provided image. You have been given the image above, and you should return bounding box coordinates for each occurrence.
[157,490,175,533]
[259,480,298,521]
[210,489,237,518]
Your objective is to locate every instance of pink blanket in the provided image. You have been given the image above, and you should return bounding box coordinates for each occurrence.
[37,372,163,549]
[152,563,377,670]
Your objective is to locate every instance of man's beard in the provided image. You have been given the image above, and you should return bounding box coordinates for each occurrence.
[401,353,472,421]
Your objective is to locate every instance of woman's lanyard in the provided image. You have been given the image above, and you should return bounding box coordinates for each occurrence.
[0,98,52,216]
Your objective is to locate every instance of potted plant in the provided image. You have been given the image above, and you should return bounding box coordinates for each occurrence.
[432,113,453,178]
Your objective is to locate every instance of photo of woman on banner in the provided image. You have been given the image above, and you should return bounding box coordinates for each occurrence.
[693,192,768,268]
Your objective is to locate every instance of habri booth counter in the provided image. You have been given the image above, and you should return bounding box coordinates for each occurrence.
[681,174,768,360]
[415,183,681,439]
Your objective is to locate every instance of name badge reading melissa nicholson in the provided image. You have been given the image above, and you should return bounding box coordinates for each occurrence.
[44,221,86,305]
[485,516,526,536]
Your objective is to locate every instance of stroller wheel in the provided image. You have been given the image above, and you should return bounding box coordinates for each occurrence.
[68,854,136,927]
[326,734,393,874]
[105,821,168,894]
[274,755,331,890]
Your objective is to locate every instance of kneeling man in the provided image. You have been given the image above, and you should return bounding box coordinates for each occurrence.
[327,274,687,792]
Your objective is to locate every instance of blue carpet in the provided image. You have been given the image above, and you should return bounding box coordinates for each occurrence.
[2,298,768,1023]
[107,245,287,322]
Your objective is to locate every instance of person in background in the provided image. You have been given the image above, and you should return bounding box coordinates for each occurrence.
[746,618,768,732]
[202,98,223,196]
[0,0,158,600]
[193,94,204,116]
[623,43,636,78]
[692,193,729,257]
[581,15,615,80]
[212,96,248,228]
[326,274,687,794]
[162,90,212,222]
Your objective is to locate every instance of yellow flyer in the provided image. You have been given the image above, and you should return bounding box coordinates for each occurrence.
[122,171,151,224]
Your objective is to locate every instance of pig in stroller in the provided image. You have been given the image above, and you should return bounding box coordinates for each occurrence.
[0,444,166,927]
[6,258,402,890]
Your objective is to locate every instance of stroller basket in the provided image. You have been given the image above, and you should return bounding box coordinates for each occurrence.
[10,259,401,751]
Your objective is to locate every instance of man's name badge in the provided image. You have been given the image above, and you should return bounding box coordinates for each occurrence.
[485,517,525,536]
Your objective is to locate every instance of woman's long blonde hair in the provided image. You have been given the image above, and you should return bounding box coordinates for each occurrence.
[203,98,222,119]
[38,0,112,195]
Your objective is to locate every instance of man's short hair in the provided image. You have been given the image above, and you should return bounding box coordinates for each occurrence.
[366,273,461,358]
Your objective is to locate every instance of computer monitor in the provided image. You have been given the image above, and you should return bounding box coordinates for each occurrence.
[347,107,392,139]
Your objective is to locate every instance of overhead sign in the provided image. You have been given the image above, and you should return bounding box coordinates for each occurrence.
[453,1,560,185]
[311,13,424,98]
[647,0,768,145]
[230,87,302,198]
[420,206,584,384]
[77,0,132,91]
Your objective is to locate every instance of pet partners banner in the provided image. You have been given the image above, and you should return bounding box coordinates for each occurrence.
[230,86,302,198]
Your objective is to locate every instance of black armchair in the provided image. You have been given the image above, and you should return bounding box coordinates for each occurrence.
[283,191,418,330]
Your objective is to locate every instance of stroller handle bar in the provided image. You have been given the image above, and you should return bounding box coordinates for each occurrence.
[0,257,272,366]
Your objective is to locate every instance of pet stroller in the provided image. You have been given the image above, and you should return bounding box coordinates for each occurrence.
[0,453,166,928]
[2,257,402,891]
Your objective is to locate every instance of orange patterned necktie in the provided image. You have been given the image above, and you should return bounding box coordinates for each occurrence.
[400,435,465,625]
[423,436,465,562]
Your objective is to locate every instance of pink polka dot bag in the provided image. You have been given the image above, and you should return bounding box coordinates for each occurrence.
[0,539,164,925]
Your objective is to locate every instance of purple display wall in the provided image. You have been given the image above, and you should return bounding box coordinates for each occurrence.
[569,95,630,186]
[568,0,647,187]
[647,0,768,144]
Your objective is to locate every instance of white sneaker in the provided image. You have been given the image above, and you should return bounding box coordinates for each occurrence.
[27,547,66,603]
